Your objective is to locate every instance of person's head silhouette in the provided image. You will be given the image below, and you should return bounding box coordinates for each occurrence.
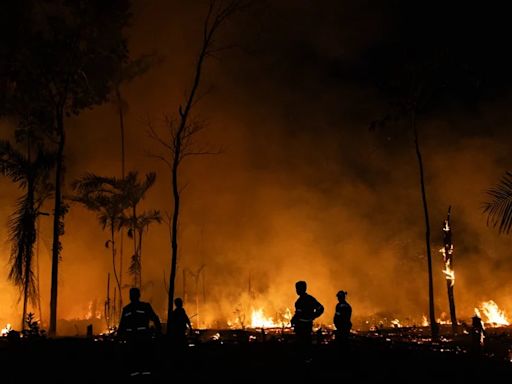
[295,280,307,296]
[174,297,184,308]
[336,290,347,301]
[129,287,141,303]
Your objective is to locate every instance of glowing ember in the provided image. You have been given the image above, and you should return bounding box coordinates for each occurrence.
[437,312,451,325]
[391,319,401,328]
[1,323,12,336]
[476,300,510,326]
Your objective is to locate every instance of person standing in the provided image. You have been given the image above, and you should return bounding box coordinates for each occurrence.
[333,290,352,352]
[118,287,162,378]
[169,297,192,351]
[291,280,324,362]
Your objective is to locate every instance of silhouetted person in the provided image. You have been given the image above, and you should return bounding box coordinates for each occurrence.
[291,280,324,362]
[333,290,352,353]
[470,314,485,357]
[118,287,161,378]
[169,297,192,351]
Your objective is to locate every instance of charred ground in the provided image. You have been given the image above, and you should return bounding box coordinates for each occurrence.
[2,327,512,384]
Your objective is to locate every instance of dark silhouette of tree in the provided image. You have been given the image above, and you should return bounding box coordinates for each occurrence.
[123,210,162,288]
[0,139,54,330]
[370,61,442,341]
[0,0,131,336]
[483,171,512,234]
[118,171,160,288]
[71,174,130,323]
[72,171,159,315]
[112,54,161,299]
[364,3,494,342]
[147,0,247,332]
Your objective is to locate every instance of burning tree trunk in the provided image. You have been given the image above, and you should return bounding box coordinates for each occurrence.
[440,206,457,334]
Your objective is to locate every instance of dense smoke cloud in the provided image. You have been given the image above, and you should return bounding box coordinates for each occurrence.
[1,0,512,334]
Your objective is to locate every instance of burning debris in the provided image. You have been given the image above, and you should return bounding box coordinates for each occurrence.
[1,323,12,337]
[476,300,510,327]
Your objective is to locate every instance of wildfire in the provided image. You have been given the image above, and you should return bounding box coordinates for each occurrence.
[391,319,401,328]
[439,246,455,285]
[229,308,292,329]
[476,300,510,326]
[85,300,102,320]
[250,308,292,328]
[1,323,12,336]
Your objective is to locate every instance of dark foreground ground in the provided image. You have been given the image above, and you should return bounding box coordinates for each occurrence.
[2,331,512,384]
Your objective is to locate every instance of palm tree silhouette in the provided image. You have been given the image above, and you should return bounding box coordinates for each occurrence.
[118,171,159,288]
[0,140,54,330]
[71,173,129,322]
[123,209,161,288]
[483,171,512,234]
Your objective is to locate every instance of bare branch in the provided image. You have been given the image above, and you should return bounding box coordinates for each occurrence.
[145,151,172,169]
[182,150,222,159]
[146,119,172,151]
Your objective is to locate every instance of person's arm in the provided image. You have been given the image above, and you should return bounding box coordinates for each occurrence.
[186,312,192,330]
[146,304,162,333]
[314,298,324,319]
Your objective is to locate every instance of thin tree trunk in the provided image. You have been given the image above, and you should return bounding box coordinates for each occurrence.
[117,85,125,311]
[166,9,210,331]
[117,86,126,179]
[412,112,438,341]
[110,224,121,322]
[36,217,43,327]
[49,109,65,337]
[165,0,240,329]
[138,229,143,288]
[132,204,138,288]
[167,152,180,331]
[105,273,111,329]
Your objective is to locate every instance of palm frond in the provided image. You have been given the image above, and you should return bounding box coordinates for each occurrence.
[7,193,37,304]
[483,171,512,234]
[129,253,141,276]
[137,210,162,230]
[0,140,30,186]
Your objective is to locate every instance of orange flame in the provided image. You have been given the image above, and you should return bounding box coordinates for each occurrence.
[475,300,510,326]
[1,323,12,336]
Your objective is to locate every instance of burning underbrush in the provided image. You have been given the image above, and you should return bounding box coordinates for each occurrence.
[3,298,512,364]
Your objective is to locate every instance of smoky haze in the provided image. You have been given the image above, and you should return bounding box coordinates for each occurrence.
[1,0,512,334]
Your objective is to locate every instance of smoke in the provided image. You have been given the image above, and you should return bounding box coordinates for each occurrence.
[1,0,512,334]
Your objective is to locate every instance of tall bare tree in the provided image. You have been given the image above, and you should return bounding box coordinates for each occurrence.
[371,62,442,341]
[148,0,246,330]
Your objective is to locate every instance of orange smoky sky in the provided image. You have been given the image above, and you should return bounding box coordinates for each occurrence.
[2,0,512,334]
